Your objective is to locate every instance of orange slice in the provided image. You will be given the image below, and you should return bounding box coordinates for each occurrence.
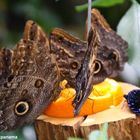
[44,78,123,118]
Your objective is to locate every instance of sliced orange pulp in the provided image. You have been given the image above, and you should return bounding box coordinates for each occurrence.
[44,78,123,118]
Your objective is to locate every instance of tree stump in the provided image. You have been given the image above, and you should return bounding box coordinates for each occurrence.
[35,83,140,140]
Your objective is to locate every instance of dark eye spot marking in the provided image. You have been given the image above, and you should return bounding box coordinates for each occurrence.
[109,51,119,61]
[15,101,29,116]
[94,60,102,74]
[71,62,78,69]
[35,79,44,88]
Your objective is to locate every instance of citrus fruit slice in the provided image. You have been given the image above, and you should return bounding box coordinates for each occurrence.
[44,78,123,118]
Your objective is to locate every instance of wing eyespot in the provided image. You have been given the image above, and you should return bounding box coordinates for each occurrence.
[35,79,44,88]
[94,60,102,74]
[15,101,29,116]
[109,51,119,62]
[71,62,78,69]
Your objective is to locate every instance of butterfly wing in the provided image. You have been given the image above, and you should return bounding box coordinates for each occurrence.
[73,27,100,115]
[73,9,128,115]
[50,28,87,87]
[0,21,59,131]
[0,48,13,85]
[90,9,128,77]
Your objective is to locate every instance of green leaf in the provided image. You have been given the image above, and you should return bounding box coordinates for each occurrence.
[117,0,140,80]
[75,0,125,12]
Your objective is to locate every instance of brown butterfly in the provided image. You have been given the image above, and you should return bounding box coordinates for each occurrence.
[0,8,127,131]
[0,21,60,131]
[50,9,128,115]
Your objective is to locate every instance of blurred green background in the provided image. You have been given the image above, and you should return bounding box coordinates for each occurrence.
[0,0,140,140]
[0,0,133,48]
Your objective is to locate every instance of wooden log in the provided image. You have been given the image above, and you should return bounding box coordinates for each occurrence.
[35,83,140,140]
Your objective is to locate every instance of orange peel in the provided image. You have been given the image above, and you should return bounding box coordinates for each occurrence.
[44,78,123,118]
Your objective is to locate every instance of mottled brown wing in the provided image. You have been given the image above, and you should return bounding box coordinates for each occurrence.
[73,27,100,115]
[0,20,59,131]
[90,9,128,77]
[0,48,13,85]
[49,28,87,87]
[73,9,128,115]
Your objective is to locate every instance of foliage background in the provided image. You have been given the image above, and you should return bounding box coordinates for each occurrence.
[0,0,133,47]
[0,0,140,139]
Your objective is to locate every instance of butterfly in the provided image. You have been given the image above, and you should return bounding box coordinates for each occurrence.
[50,9,128,115]
[0,8,128,131]
[0,21,60,131]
